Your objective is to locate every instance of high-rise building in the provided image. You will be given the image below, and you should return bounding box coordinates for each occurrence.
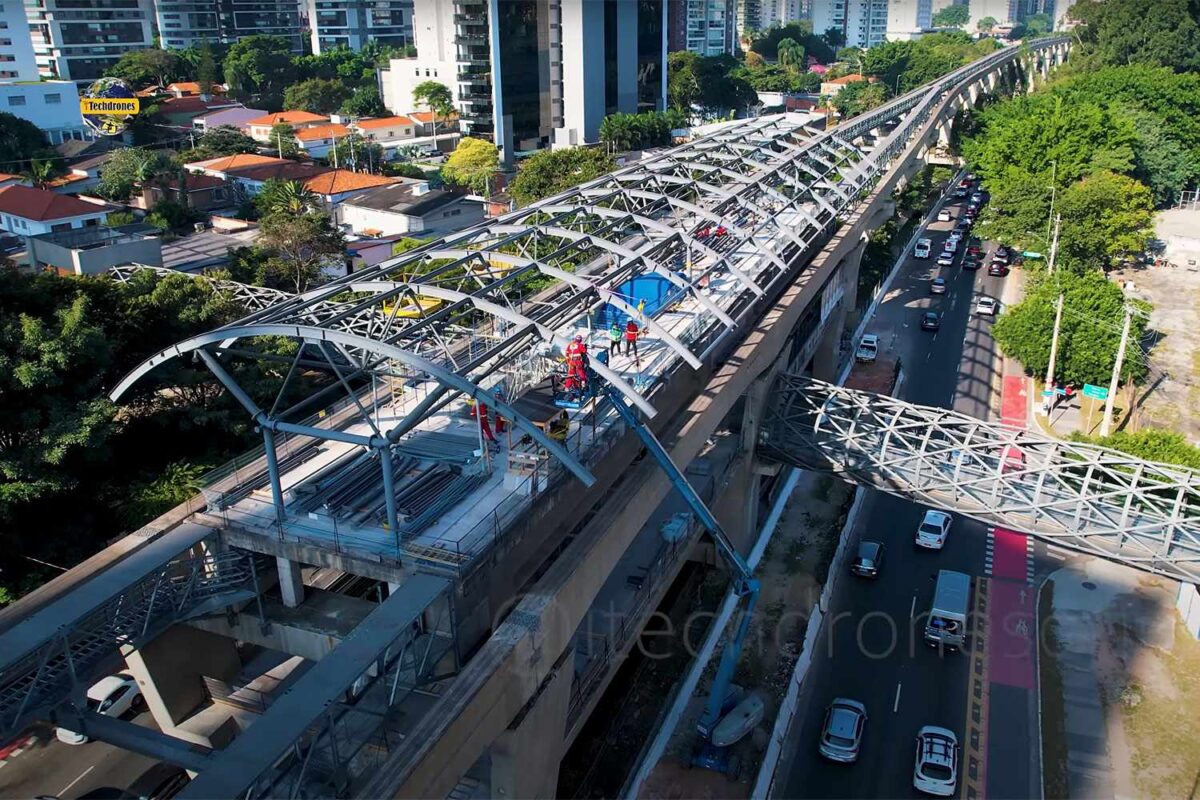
[381,0,666,164]
[307,0,414,53]
[667,0,736,56]
[28,0,156,83]
[967,0,1017,28]
[812,0,889,48]
[156,1,306,50]
[0,3,38,81]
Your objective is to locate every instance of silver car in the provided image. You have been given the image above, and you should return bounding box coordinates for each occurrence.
[913,726,959,796]
[819,698,868,762]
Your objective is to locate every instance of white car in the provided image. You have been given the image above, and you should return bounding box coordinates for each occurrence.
[947,230,963,244]
[936,209,953,222]
[56,674,143,745]
[943,238,958,253]
[913,726,959,796]
[976,296,998,316]
[915,509,952,550]
[855,333,879,363]
[936,252,955,268]
[914,238,932,259]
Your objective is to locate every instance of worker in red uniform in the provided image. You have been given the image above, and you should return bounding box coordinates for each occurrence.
[624,319,640,365]
[476,397,496,443]
[565,334,588,391]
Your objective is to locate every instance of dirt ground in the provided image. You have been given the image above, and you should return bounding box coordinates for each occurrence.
[1112,209,1200,440]
[637,473,854,799]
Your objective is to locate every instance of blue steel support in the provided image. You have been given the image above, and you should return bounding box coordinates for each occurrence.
[262,426,286,531]
[380,446,401,545]
[600,381,760,753]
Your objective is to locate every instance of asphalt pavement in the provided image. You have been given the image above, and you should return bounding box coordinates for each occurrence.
[780,185,1034,799]
[0,717,160,799]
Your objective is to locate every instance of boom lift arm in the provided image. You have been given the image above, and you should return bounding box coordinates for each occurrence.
[601,381,761,749]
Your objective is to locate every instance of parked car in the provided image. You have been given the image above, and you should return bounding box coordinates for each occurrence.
[56,674,143,745]
[963,256,980,271]
[964,205,979,219]
[976,296,998,316]
[930,277,948,294]
[936,252,955,268]
[947,229,963,244]
[855,333,879,363]
[850,541,885,578]
[966,242,982,257]
[987,261,1007,277]
[913,726,960,796]
[970,191,984,204]
[915,509,952,549]
[952,186,968,199]
[819,698,868,762]
[921,311,942,331]
[995,245,1010,260]
[937,208,953,222]
[914,238,933,259]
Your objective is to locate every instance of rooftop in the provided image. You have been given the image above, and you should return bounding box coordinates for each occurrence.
[296,123,351,142]
[342,181,462,217]
[188,153,291,173]
[824,73,869,85]
[302,170,396,196]
[357,116,415,129]
[0,185,109,221]
[248,110,329,127]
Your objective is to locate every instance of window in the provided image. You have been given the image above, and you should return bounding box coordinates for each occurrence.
[7,95,25,106]
[44,93,61,104]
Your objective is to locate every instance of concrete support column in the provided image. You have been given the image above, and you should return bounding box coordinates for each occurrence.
[489,649,574,799]
[122,627,241,750]
[277,556,305,608]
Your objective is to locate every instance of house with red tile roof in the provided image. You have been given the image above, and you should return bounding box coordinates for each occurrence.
[0,185,110,238]
[301,171,397,204]
[354,116,417,143]
[167,82,227,98]
[133,174,235,214]
[247,111,330,142]
[152,96,243,127]
[819,73,873,97]
[294,123,352,158]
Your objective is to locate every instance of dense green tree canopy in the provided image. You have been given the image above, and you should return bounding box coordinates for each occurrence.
[198,125,260,157]
[443,137,499,194]
[509,148,615,207]
[341,85,388,118]
[1069,0,1200,73]
[992,270,1149,387]
[105,48,184,88]
[932,4,970,27]
[223,35,297,109]
[283,78,350,115]
[1054,171,1155,271]
[668,52,757,115]
[257,211,345,293]
[831,80,890,116]
[1069,430,1200,470]
[97,148,171,202]
[0,113,55,170]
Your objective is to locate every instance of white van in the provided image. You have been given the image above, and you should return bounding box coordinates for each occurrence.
[925,570,971,650]
[914,238,932,259]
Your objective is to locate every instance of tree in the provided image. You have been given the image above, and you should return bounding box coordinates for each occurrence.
[23,159,61,189]
[443,137,498,194]
[1069,0,1200,73]
[932,5,970,27]
[777,37,806,72]
[412,80,455,149]
[341,85,388,118]
[668,51,702,111]
[832,80,890,116]
[0,113,55,170]
[822,27,846,50]
[509,147,616,207]
[269,122,299,159]
[283,78,350,115]
[255,179,320,217]
[993,270,1149,387]
[97,148,170,202]
[1068,430,1200,470]
[145,198,200,232]
[744,51,766,69]
[330,132,384,173]
[198,125,260,157]
[224,35,297,109]
[976,16,998,33]
[257,212,346,293]
[195,41,218,96]
[1055,170,1155,271]
[105,48,182,89]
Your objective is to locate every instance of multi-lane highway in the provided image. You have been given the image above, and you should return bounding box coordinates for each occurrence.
[781,179,1049,799]
[0,717,161,799]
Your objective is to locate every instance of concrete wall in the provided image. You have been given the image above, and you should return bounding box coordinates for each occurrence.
[123,626,240,739]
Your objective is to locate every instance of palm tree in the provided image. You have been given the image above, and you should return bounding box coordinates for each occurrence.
[777,38,805,72]
[258,179,319,216]
[412,80,455,153]
[23,159,58,189]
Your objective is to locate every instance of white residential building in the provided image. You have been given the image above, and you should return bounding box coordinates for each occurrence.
[0,184,108,239]
[0,81,90,145]
[668,0,736,56]
[0,3,38,81]
[967,0,1018,28]
[812,0,890,48]
[156,1,306,51]
[27,0,156,83]
[339,179,484,238]
[307,0,414,53]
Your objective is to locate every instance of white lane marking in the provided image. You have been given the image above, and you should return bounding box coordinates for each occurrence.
[910,594,917,618]
[59,766,95,796]
[894,682,903,713]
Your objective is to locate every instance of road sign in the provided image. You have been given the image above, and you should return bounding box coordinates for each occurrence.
[1042,387,1070,396]
[1042,389,1054,397]
[1082,383,1109,400]
[1022,251,1043,259]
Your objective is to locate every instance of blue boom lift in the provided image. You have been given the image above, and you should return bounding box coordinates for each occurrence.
[598,373,761,774]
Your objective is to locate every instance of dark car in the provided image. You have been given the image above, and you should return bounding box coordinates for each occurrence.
[930,276,948,294]
[966,243,982,257]
[964,205,979,219]
[995,245,1010,260]
[921,311,941,331]
[988,261,1007,277]
[851,540,885,578]
[963,256,980,271]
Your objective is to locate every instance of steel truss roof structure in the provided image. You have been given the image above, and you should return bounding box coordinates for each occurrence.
[762,375,1200,582]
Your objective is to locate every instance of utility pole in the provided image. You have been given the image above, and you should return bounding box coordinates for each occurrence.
[1042,292,1064,415]
[277,130,283,160]
[1047,160,1057,243]
[1046,213,1061,273]
[1100,306,1133,437]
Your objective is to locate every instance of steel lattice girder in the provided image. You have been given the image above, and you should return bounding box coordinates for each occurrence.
[761,375,1200,582]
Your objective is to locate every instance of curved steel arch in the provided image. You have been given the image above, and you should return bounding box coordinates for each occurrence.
[298,280,657,418]
[110,324,596,487]
[426,248,703,370]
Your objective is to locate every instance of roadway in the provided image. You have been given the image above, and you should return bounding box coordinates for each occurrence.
[781,180,1045,799]
[0,717,159,799]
